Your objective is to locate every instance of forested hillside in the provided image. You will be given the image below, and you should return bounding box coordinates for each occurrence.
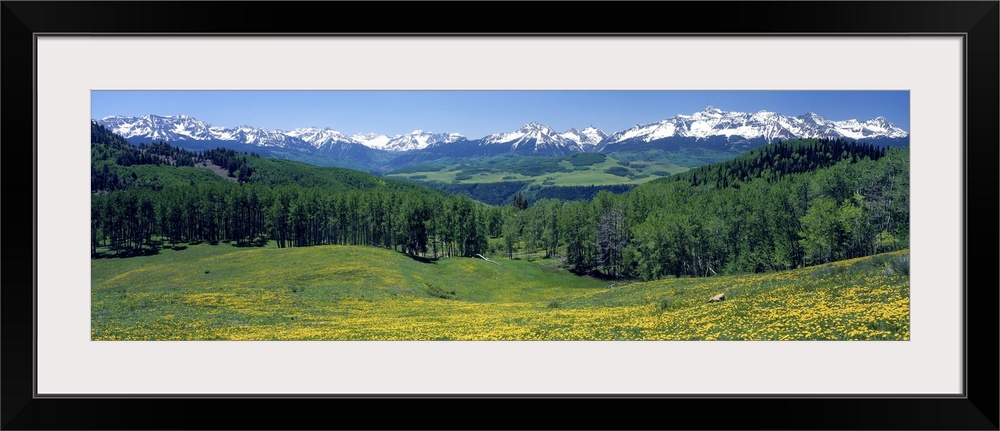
[91,122,497,257]
[92,123,908,283]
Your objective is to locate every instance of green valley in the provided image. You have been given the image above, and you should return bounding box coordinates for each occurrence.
[90,121,910,341]
[386,151,692,186]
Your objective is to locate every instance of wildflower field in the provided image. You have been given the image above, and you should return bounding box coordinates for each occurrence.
[92,244,909,341]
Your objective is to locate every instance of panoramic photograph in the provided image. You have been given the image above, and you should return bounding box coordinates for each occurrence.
[90,90,910,341]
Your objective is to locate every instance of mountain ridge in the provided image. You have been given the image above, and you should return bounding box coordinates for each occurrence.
[95,107,908,171]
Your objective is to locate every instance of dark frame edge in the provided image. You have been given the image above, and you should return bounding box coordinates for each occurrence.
[2,1,40,429]
[3,1,998,430]
[965,1,1000,427]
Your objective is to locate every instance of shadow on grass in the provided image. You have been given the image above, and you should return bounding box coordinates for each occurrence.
[231,237,270,247]
[400,252,437,264]
[92,248,161,259]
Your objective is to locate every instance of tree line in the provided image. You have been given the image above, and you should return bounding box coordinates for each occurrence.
[92,124,908,282]
[91,183,499,259]
[496,139,908,279]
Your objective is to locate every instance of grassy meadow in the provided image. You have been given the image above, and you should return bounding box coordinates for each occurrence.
[386,156,689,186]
[92,243,909,341]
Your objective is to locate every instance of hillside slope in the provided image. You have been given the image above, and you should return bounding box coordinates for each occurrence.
[92,244,909,341]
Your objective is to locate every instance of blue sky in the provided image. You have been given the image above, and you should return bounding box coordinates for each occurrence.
[92,90,909,139]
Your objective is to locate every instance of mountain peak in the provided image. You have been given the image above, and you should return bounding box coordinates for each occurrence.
[692,106,727,120]
[521,121,550,130]
[477,121,575,153]
[799,112,829,125]
[559,126,608,150]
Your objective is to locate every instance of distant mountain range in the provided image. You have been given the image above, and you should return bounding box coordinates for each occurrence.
[95,106,909,171]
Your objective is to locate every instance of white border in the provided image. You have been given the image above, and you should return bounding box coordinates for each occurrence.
[36,36,963,395]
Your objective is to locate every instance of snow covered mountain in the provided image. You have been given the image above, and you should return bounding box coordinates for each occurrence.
[221,125,310,149]
[284,127,355,150]
[99,114,218,142]
[600,106,908,151]
[100,115,314,150]
[98,115,469,153]
[384,130,467,152]
[96,109,907,171]
[559,126,609,151]
[476,122,604,155]
[280,128,466,152]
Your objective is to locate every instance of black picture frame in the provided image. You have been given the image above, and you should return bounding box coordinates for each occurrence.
[3,2,997,430]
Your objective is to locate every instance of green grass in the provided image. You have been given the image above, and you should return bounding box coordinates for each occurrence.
[92,244,909,341]
[606,148,743,168]
[386,156,688,187]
